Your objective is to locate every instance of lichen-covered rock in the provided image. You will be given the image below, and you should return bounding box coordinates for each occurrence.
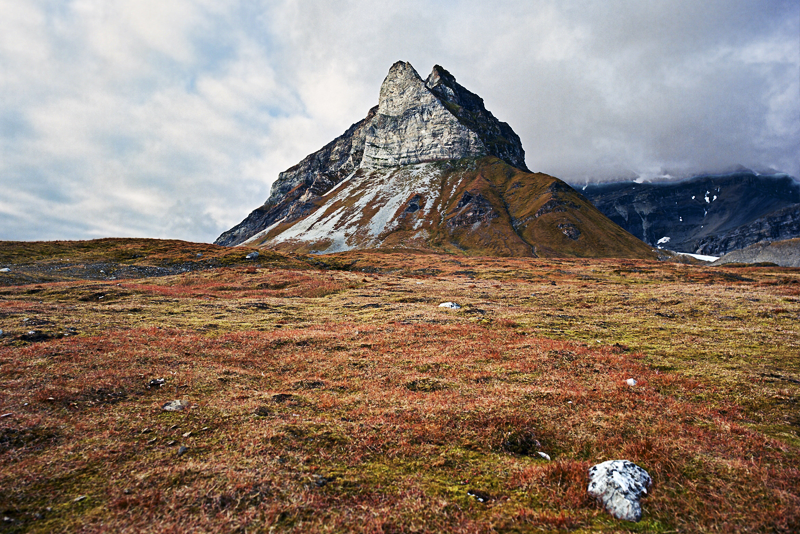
[588,460,652,522]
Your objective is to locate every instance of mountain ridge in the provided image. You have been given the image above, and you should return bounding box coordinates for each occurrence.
[217,61,654,259]
[579,172,800,255]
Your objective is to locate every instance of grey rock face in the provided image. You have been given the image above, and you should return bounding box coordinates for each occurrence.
[694,204,800,255]
[425,65,528,171]
[362,62,486,168]
[713,237,800,267]
[588,460,652,522]
[216,60,529,247]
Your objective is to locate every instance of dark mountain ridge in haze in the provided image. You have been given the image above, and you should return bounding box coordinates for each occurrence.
[579,171,800,255]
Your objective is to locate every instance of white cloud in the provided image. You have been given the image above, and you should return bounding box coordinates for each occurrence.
[0,0,797,242]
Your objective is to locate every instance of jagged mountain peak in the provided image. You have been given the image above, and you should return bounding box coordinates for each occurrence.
[363,61,486,168]
[362,60,527,170]
[425,63,527,172]
[215,61,652,259]
[376,61,426,116]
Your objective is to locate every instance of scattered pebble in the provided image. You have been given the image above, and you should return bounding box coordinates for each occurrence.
[0,268,10,273]
[148,378,166,389]
[0,329,3,337]
[73,495,87,503]
[246,251,259,260]
[537,451,551,461]
[626,378,637,387]
[438,302,461,309]
[467,489,492,503]
[162,400,188,412]
[177,446,188,457]
[182,431,192,438]
[312,474,333,487]
[1,413,12,419]
[167,440,177,446]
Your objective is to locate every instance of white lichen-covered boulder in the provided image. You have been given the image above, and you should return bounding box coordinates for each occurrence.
[587,460,652,522]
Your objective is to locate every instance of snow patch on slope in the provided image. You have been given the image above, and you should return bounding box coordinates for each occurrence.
[677,252,719,262]
[267,163,444,253]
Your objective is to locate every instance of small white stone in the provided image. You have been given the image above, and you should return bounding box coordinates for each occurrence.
[438,302,461,309]
[162,400,188,412]
[537,451,551,461]
[0,268,10,273]
[246,251,259,260]
[626,378,637,387]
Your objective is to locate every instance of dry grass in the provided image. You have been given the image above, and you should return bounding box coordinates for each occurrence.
[0,241,798,532]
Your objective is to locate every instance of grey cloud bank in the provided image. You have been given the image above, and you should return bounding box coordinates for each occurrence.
[1,0,797,242]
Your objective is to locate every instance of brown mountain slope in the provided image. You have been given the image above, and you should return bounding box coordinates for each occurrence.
[244,156,656,259]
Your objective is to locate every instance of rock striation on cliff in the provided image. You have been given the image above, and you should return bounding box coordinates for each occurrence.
[216,61,654,259]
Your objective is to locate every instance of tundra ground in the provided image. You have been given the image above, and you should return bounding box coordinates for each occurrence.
[1,240,798,533]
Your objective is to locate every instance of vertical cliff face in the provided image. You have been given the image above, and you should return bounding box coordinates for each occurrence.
[215,61,652,259]
[361,62,486,168]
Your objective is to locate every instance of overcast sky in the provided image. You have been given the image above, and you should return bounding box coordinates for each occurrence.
[1,0,798,242]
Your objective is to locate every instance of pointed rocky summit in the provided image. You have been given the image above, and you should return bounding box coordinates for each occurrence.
[216,61,655,259]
